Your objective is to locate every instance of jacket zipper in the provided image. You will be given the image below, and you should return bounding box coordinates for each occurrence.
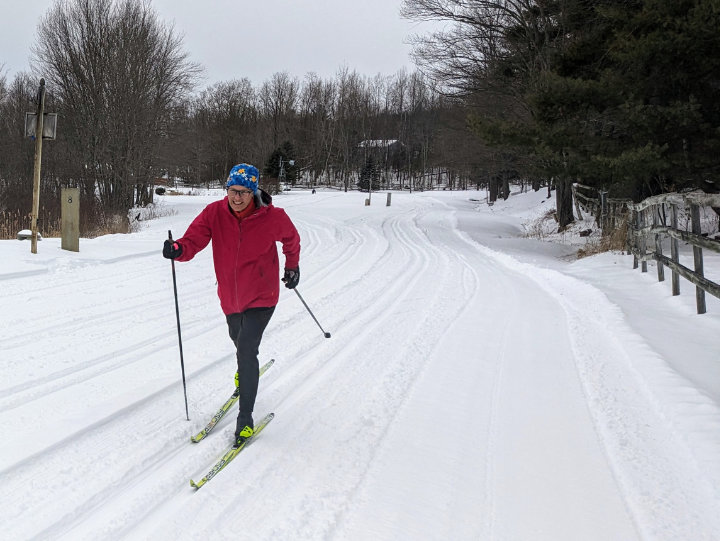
[234,220,242,310]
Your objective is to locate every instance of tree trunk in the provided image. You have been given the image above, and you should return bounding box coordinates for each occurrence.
[555,177,575,231]
[501,171,510,200]
[488,175,498,202]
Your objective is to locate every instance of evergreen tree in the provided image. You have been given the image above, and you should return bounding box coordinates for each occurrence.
[521,0,618,224]
[358,156,380,192]
[599,0,720,198]
[264,141,298,185]
[527,0,720,200]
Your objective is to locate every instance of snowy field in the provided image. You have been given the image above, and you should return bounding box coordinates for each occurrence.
[1,188,719,540]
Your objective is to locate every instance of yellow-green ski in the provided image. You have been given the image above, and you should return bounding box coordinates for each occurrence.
[190,412,274,489]
[190,359,274,443]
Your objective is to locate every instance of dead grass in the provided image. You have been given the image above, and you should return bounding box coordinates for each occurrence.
[523,209,558,240]
[1,200,176,239]
[523,206,629,259]
[0,209,61,240]
[577,218,629,259]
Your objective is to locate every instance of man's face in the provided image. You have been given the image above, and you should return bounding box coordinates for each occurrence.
[227,186,254,212]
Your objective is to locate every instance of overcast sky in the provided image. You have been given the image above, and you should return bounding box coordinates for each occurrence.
[1,0,436,89]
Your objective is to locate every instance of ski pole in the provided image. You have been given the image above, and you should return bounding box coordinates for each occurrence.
[292,287,331,338]
[168,230,190,421]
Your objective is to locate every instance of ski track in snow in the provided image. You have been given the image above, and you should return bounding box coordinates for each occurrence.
[452,224,720,540]
[0,191,718,540]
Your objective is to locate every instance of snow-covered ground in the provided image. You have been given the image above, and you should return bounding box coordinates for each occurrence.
[1,188,718,540]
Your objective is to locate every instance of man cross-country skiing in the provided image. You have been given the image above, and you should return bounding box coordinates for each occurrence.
[163,163,300,444]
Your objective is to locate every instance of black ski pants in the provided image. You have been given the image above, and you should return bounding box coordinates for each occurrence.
[226,306,275,415]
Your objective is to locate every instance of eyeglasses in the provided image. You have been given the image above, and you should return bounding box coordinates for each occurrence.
[228,188,254,197]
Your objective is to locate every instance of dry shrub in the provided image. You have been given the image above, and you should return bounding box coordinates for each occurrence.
[0,202,172,239]
[88,212,131,237]
[0,208,61,239]
[524,209,558,240]
[577,217,629,258]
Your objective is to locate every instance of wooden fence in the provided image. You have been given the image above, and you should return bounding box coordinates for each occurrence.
[572,183,631,232]
[627,191,720,314]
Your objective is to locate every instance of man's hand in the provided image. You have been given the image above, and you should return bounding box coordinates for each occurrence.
[163,240,183,259]
[282,267,300,289]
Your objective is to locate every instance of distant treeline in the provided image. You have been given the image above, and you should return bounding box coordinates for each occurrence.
[2,0,719,235]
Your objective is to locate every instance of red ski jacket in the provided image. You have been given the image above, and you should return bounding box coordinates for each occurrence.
[175,191,300,315]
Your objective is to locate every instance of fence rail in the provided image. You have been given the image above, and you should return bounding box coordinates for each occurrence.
[627,191,720,314]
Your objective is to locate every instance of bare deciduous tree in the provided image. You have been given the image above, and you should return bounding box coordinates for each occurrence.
[0,73,37,212]
[298,73,337,184]
[32,0,200,213]
[402,0,574,225]
[258,72,299,150]
[198,79,257,177]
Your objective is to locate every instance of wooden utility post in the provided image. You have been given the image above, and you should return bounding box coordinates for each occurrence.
[30,79,46,254]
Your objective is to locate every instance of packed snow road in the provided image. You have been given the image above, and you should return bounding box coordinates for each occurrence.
[1,190,718,540]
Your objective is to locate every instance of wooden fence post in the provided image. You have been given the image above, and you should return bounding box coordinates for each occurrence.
[571,183,583,220]
[654,204,664,282]
[639,208,648,273]
[632,209,639,270]
[670,203,680,296]
[600,190,608,232]
[690,204,706,314]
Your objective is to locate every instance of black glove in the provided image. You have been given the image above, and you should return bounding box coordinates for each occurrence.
[282,267,299,289]
[163,239,183,259]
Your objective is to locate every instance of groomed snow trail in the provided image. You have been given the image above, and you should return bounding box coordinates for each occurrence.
[1,191,717,540]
